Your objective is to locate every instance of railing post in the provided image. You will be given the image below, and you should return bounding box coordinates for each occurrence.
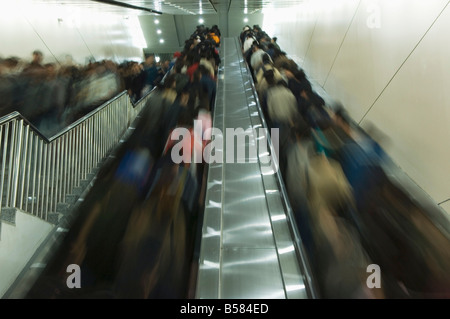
[0,125,5,221]
[6,121,16,208]
[30,134,39,216]
[24,132,34,213]
[18,125,30,210]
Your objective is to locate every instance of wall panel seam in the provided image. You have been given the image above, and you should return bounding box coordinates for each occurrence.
[358,0,450,125]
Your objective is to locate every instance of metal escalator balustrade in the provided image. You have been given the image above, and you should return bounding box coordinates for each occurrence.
[0,90,152,224]
[196,37,317,299]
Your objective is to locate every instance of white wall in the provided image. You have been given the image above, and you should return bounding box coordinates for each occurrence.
[0,1,146,66]
[0,211,53,298]
[263,0,450,215]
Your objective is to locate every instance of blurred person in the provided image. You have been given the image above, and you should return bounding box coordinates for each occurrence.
[250,41,271,79]
[194,38,220,75]
[305,154,383,298]
[0,56,21,75]
[355,171,450,298]
[243,33,257,56]
[211,24,221,38]
[265,74,302,135]
[264,75,306,189]
[113,156,191,298]
[63,54,77,66]
[240,25,252,45]
[154,59,170,86]
[191,24,207,42]
[21,49,45,76]
[407,205,450,297]
[207,25,221,47]
[255,54,284,105]
[169,51,182,72]
[129,61,145,103]
[280,65,311,116]
[273,51,293,72]
[58,64,82,125]
[265,42,283,61]
[324,105,448,298]
[134,73,179,161]
[282,120,315,256]
[0,57,21,116]
[193,34,202,46]
[271,36,281,51]
[185,49,201,82]
[258,67,277,128]
[158,90,204,214]
[252,24,264,41]
[258,36,271,51]
[19,56,52,126]
[184,38,196,52]
[68,61,121,121]
[171,60,190,96]
[143,54,159,92]
[328,106,386,208]
[199,55,215,80]
[193,64,216,113]
[32,62,65,136]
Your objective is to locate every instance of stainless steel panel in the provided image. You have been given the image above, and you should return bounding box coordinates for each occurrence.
[222,162,274,248]
[221,247,285,299]
[196,163,223,298]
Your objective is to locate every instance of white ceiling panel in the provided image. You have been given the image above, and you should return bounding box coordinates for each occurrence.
[13,1,305,54]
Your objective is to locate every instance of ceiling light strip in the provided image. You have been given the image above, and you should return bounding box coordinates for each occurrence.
[91,0,163,14]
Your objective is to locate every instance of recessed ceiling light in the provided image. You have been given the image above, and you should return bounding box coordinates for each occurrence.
[159,39,164,43]
[243,17,248,23]
[157,29,162,34]
[154,19,159,24]
[198,18,204,24]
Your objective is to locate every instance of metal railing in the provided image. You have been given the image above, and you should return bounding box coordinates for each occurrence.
[0,90,152,223]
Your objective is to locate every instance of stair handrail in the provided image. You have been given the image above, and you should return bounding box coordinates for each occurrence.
[0,89,152,222]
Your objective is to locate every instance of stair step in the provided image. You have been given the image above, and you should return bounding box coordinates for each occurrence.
[65,194,78,205]
[47,212,62,225]
[72,186,84,196]
[0,207,17,225]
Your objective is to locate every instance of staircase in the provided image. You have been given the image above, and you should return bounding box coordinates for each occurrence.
[0,90,151,298]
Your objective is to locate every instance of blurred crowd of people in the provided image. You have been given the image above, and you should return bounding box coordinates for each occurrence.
[241,24,450,299]
[0,50,172,137]
[16,22,450,299]
[25,24,220,299]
